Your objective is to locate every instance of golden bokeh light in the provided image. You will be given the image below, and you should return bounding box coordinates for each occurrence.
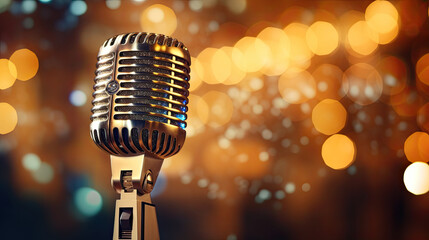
[187,94,208,137]
[403,162,429,195]
[306,21,339,55]
[257,27,290,76]
[0,59,17,90]
[342,63,383,105]
[321,134,356,170]
[140,4,177,36]
[197,48,219,84]
[0,102,18,135]
[365,0,398,35]
[416,53,429,86]
[283,23,313,71]
[347,21,378,56]
[211,48,232,83]
[312,64,344,100]
[232,37,270,73]
[404,132,429,163]
[417,103,429,133]
[9,48,39,81]
[312,99,347,135]
[278,70,316,104]
[189,57,203,92]
[219,47,246,85]
[200,91,234,128]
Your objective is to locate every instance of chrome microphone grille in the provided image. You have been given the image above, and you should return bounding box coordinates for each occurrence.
[90,32,191,159]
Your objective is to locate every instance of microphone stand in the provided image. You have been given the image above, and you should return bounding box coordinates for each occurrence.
[110,155,163,240]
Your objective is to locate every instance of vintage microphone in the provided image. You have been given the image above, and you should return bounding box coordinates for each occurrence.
[89,32,190,240]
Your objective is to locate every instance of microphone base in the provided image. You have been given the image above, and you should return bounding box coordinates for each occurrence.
[113,190,159,240]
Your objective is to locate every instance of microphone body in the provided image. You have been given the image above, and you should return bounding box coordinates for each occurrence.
[89,32,190,240]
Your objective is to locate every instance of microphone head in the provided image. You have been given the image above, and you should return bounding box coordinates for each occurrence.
[90,32,190,159]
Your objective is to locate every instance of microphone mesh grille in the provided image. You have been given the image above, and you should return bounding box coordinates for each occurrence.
[91,52,114,122]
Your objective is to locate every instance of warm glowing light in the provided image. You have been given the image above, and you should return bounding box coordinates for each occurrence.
[283,23,313,70]
[377,56,407,96]
[365,0,398,34]
[197,48,219,84]
[0,59,17,90]
[306,21,339,55]
[140,4,177,36]
[312,99,347,135]
[9,48,39,81]
[403,162,429,195]
[321,134,356,170]
[200,91,234,128]
[278,70,316,104]
[404,132,429,163]
[0,102,18,135]
[186,94,207,137]
[390,87,421,117]
[162,149,193,177]
[189,57,203,91]
[343,63,383,105]
[225,0,246,14]
[211,48,232,83]
[312,64,344,100]
[219,47,246,85]
[347,21,378,56]
[418,103,429,133]
[416,53,429,86]
[257,27,290,76]
[232,37,269,73]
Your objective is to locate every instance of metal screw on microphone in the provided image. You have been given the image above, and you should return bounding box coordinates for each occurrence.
[106,81,119,94]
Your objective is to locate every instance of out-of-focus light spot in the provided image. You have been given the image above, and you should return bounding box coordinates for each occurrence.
[312,64,344,100]
[365,1,398,37]
[32,162,54,183]
[343,63,383,105]
[39,0,52,3]
[22,0,37,14]
[312,99,347,135]
[208,20,219,32]
[302,183,311,192]
[259,151,269,161]
[232,37,269,73]
[378,56,407,96]
[70,0,87,16]
[200,91,234,128]
[225,0,246,14]
[141,4,177,35]
[196,47,219,84]
[219,47,246,85]
[322,134,356,170]
[306,21,339,55]
[227,234,237,240]
[74,187,103,217]
[285,182,295,194]
[106,0,121,10]
[22,153,41,171]
[278,70,316,104]
[0,0,12,14]
[257,27,290,76]
[189,57,203,91]
[404,132,429,163]
[347,165,357,175]
[403,162,429,195]
[9,48,39,81]
[186,94,207,137]
[189,0,203,12]
[188,22,199,34]
[132,0,145,4]
[417,103,429,133]
[283,23,313,71]
[0,59,17,90]
[347,21,378,56]
[69,90,87,107]
[416,53,429,86]
[0,103,18,135]
[22,17,34,29]
[211,48,232,83]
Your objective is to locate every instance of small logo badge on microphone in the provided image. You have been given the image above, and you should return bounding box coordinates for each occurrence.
[106,81,119,94]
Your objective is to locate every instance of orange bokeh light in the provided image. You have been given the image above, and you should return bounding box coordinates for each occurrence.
[312,99,347,135]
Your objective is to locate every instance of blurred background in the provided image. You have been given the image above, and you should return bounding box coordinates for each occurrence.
[2,0,429,239]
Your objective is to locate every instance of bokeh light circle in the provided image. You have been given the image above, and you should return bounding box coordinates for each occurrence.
[312,64,344,100]
[365,0,398,34]
[74,187,103,217]
[404,132,429,163]
[321,134,356,170]
[306,21,339,55]
[232,37,269,73]
[278,70,316,104]
[0,59,17,89]
[347,21,378,56]
[416,53,429,86]
[9,48,39,81]
[0,102,18,135]
[200,91,234,128]
[140,4,177,36]
[342,63,383,105]
[257,27,290,76]
[22,153,41,171]
[403,162,429,195]
[312,99,347,135]
[417,103,429,132]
